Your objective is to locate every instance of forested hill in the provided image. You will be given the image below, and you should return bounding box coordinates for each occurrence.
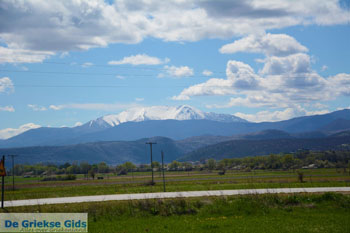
[180,134,350,162]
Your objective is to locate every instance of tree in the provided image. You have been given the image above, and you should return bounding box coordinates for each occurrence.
[80,162,91,179]
[217,161,226,172]
[152,161,160,171]
[88,169,95,180]
[182,162,193,171]
[207,159,216,171]
[123,162,136,172]
[169,160,181,171]
[282,154,295,170]
[97,162,109,174]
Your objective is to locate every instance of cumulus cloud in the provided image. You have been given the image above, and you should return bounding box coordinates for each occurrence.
[159,65,194,78]
[0,106,15,112]
[220,33,308,56]
[327,73,350,96]
[27,104,47,111]
[0,77,14,93]
[172,61,262,100]
[174,55,337,107]
[109,54,169,65]
[49,102,139,111]
[0,46,54,64]
[260,53,311,75]
[1,0,348,63]
[0,123,41,139]
[174,33,350,122]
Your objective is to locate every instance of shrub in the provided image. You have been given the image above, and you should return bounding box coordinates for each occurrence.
[297,171,304,183]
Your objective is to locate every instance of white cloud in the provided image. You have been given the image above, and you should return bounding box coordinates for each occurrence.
[173,33,347,111]
[49,102,139,111]
[220,33,308,56]
[1,0,348,63]
[321,65,328,71]
[0,106,15,112]
[0,46,53,64]
[0,123,41,139]
[60,52,69,58]
[172,60,262,100]
[49,105,62,110]
[260,53,311,75]
[74,122,83,127]
[135,98,144,102]
[109,54,170,66]
[82,62,93,68]
[160,65,194,78]
[27,104,47,111]
[327,73,350,96]
[234,108,300,122]
[202,70,213,76]
[0,77,14,93]
[234,107,330,123]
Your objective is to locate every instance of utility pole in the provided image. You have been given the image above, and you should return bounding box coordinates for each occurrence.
[1,155,5,209]
[8,155,18,191]
[161,150,166,192]
[146,142,157,184]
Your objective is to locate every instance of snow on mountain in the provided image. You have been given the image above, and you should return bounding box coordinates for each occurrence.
[83,105,247,129]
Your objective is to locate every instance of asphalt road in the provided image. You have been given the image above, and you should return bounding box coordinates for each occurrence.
[4,187,350,207]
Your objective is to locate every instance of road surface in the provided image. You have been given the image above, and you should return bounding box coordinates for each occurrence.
[4,187,350,207]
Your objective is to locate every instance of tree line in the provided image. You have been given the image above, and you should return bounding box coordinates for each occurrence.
[9,150,350,178]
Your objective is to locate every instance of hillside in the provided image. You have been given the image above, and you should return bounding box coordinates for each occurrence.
[0,136,230,165]
[180,133,350,161]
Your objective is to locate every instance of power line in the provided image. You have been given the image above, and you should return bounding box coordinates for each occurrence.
[0,69,226,79]
[0,59,227,74]
[0,69,156,77]
[11,84,234,89]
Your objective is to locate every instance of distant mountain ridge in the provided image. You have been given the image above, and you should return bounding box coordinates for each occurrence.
[0,108,349,149]
[82,105,247,130]
[1,130,349,165]
[180,131,350,162]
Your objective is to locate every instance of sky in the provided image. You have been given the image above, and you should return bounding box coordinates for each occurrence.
[0,0,350,139]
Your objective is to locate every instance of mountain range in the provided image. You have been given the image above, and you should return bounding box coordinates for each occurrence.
[1,130,349,165]
[1,106,349,149]
[0,105,247,148]
[0,106,349,164]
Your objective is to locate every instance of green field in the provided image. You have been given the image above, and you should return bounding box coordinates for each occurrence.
[2,168,349,233]
[3,168,350,201]
[3,192,350,233]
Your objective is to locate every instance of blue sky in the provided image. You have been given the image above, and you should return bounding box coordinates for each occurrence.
[0,0,349,139]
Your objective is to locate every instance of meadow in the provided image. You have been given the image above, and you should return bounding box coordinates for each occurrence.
[3,168,350,200]
[2,192,350,233]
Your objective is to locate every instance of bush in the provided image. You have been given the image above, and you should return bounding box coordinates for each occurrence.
[41,174,76,181]
[297,171,304,183]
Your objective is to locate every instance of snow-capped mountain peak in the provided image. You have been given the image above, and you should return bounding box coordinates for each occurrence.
[83,105,247,129]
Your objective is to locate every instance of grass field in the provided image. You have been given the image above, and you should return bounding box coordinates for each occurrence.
[3,168,350,201]
[2,168,349,233]
[2,192,350,233]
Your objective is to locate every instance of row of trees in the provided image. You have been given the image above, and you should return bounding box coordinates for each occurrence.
[11,150,350,177]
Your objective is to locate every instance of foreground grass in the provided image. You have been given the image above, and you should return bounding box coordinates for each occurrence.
[4,169,349,200]
[6,179,350,201]
[3,192,350,233]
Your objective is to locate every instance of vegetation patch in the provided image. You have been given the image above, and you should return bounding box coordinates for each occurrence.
[3,193,350,233]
